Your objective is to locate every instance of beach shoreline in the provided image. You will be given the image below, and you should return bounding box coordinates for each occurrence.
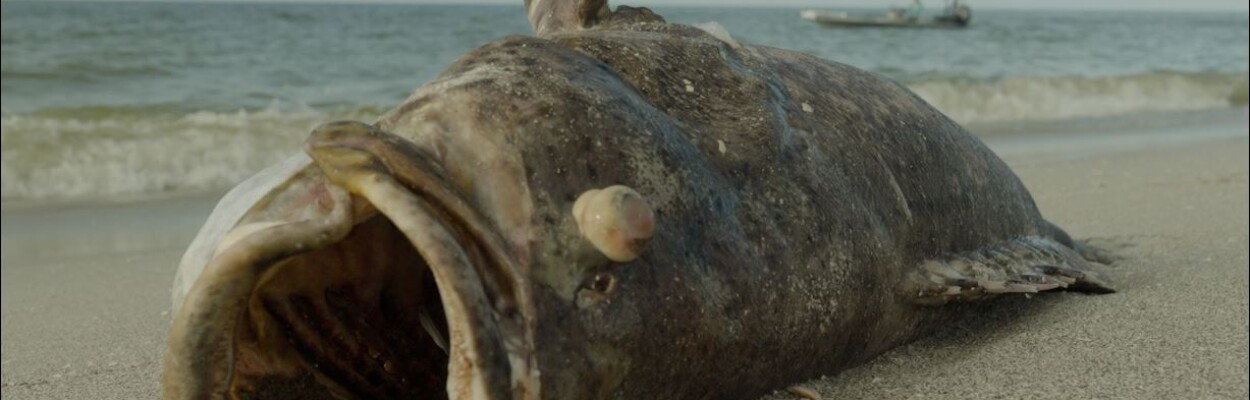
[3,116,1248,399]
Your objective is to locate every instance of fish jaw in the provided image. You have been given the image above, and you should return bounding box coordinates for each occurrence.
[162,122,538,399]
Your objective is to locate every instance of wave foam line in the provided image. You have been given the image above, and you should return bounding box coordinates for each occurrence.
[908,72,1248,124]
[2,71,1247,201]
[1,107,378,200]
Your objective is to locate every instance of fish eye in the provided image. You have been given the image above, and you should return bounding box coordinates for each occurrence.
[590,272,616,293]
[575,272,617,309]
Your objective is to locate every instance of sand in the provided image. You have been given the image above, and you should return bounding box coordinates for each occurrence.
[3,113,1248,399]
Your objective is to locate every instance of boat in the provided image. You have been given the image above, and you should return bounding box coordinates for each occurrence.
[801,1,972,29]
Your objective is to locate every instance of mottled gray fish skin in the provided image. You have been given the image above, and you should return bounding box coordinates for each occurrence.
[163,1,1113,399]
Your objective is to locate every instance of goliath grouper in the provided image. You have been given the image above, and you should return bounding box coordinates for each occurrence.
[162,1,1114,399]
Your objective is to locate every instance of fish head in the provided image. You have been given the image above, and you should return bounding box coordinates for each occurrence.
[161,113,671,400]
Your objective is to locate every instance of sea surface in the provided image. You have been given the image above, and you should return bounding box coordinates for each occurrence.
[2,1,1248,200]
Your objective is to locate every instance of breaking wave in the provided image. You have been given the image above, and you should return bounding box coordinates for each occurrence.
[907,71,1248,124]
[1,71,1247,202]
[1,105,382,201]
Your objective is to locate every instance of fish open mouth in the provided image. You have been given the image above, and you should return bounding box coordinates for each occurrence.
[163,122,534,399]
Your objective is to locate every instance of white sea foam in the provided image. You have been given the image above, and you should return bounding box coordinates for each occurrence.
[909,72,1248,124]
[1,72,1246,202]
[1,106,377,201]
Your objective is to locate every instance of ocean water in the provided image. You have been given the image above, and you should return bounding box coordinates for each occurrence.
[2,2,1247,201]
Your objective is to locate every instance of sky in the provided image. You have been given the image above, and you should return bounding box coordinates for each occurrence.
[65,1,1250,12]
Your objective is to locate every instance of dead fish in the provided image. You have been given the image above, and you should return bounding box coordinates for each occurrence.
[162,1,1115,399]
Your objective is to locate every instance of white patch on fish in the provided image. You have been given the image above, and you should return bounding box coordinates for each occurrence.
[693,21,740,49]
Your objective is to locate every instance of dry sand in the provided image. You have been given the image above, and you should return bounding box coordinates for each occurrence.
[3,114,1248,399]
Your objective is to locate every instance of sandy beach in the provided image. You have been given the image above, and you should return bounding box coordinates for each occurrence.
[3,111,1247,399]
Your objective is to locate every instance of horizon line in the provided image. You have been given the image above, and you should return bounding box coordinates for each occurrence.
[4,0,1248,13]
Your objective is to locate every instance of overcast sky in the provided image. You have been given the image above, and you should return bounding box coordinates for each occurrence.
[113,1,1250,12]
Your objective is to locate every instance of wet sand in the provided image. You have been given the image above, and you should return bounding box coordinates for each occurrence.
[3,114,1247,399]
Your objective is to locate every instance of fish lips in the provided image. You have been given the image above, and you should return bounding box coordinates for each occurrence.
[163,122,537,399]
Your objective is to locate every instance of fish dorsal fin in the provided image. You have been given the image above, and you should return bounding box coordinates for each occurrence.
[526,0,611,36]
[909,236,1116,306]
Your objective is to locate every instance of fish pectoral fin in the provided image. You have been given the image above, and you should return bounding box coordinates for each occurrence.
[908,236,1115,306]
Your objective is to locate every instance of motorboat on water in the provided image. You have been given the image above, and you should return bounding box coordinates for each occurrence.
[801,0,972,29]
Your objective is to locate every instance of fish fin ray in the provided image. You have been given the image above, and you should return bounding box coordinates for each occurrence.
[909,236,1115,306]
